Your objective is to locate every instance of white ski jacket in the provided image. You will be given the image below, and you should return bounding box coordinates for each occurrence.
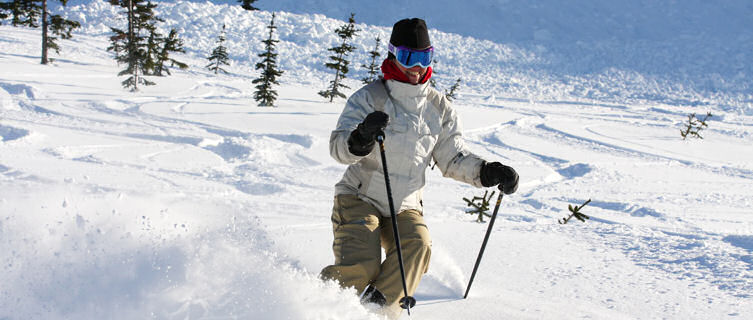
[330,79,485,217]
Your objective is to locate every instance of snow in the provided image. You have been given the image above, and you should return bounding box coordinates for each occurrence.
[1,1,752,319]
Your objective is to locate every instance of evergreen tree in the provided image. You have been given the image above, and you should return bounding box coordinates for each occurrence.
[107,0,182,90]
[44,11,80,62]
[206,24,230,74]
[0,0,39,27]
[107,0,154,91]
[463,190,495,223]
[0,2,8,21]
[0,0,80,64]
[252,13,284,107]
[444,78,462,102]
[319,13,359,102]
[238,0,258,11]
[153,28,187,76]
[361,35,381,84]
[680,112,712,140]
[42,0,81,64]
[133,0,162,75]
[559,199,592,224]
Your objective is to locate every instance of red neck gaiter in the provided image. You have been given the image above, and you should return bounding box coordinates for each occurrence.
[380,59,433,84]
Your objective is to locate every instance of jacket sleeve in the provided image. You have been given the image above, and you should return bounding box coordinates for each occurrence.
[329,88,375,165]
[432,99,485,187]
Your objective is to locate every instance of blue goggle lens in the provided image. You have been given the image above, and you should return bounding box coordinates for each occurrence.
[389,44,433,68]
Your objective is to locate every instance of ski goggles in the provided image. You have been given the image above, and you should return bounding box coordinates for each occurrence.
[388,43,434,68]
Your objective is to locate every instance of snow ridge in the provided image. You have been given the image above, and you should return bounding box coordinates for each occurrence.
[47,0,753,113]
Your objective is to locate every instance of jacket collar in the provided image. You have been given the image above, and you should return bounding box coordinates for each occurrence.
[384,79,430,113]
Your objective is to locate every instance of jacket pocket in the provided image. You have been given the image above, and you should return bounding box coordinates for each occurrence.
[416,133,437,159]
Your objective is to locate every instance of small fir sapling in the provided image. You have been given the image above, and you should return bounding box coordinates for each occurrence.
[463,190,496,222]
[681,112,712,140]
[319,13,359,102]
[444,78,462,101]
[152,28,188,76]
[107,0,185,91]
[361,35,382,84]
[108,0,155,91]
[252,13,284,107]
[559,199,591,224]
[206,24,230,74]
[140,1,165,76]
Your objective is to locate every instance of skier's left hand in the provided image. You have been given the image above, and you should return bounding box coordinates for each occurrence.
[480,161,519,194]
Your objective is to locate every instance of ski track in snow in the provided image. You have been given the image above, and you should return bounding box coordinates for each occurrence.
[455,98,753,308]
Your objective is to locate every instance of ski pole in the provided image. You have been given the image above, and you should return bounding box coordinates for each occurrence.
[376,134,417,315]
[463,184,505,299]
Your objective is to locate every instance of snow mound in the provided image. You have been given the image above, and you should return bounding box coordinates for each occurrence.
[0,82,40,111]
[0,186,377,319]
[0,125,30,142]
[47,0,752,111]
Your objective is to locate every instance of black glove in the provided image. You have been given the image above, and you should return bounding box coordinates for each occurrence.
[347,111,389,156]
[480,161,519,194]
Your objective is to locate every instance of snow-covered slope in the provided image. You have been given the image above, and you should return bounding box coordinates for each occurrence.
[252,0,753,109]
[2,1,752,319]
[53,0,753,113]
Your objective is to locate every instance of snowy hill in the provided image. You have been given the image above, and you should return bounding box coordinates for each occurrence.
[2,1,753,319]
[54,0,753,112]
[252,0,753,108]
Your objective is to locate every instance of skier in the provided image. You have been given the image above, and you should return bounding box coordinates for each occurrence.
[320,18,519,318]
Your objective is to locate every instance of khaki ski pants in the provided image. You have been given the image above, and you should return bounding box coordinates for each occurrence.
[320,194,431,318]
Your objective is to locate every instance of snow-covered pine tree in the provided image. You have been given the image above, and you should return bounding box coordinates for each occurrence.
[238,0,258,11]
[361,35,381,84]
[319,13,359,102]
[0,0,80,64]
[153,28,187,76]
[206,24,230,74]
[107,0,155,91]
[252,13,284,107]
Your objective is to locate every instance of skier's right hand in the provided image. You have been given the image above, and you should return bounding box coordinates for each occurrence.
[347,111,389,156]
